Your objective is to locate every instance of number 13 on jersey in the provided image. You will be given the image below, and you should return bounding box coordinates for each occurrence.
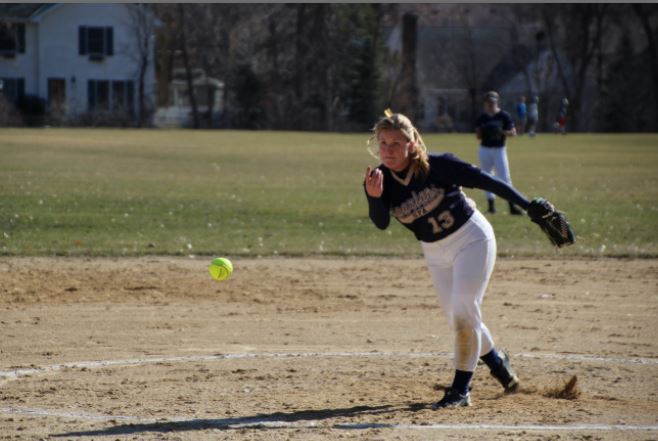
[427,210,455,234]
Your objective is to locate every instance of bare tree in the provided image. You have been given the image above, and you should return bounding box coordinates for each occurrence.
[461,24,481,125]
[633,4,658,120]
[395,12,419,120]
[542,4,609,131]
[150,4,384,131]
[453,5,496,126]
[184,4,245,128]
[125,4,158,127]
[177,4,199,128]
[293,4,307,130]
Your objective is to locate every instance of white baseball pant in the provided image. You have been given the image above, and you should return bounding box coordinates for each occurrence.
[421,209,497,372]
[479,145,512,201]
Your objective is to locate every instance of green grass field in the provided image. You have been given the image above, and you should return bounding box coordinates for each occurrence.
[1,128,656,257]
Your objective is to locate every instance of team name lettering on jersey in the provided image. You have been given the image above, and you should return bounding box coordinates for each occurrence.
[391,186,444,224]
[366,153,529,243]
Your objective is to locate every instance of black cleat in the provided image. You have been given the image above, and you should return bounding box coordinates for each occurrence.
[490,350,520,393]
[432,387,471,409]
[487,199,496,214]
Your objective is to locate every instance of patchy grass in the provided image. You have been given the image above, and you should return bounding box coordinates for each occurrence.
[1,128,657,257]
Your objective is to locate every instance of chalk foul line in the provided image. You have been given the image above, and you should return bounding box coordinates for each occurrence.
[1,351,657,433]
[1,350,656,381]
[0,406,657,432]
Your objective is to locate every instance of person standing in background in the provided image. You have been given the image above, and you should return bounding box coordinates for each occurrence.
[526,96,539,137]
[516,96,527,135]
[554,98,569,135]
[475,91,522,215]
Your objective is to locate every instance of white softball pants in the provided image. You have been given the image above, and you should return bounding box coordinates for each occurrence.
[479,146,512,201]
[421,210,497,372]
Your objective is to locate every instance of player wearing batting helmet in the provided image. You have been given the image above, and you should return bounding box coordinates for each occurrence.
[363,110,574,409]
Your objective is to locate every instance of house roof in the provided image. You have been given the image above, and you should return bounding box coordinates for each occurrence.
[0,3,55,21]
[410,25,514,91]
[481,44,535,92]
[0,4,161,26]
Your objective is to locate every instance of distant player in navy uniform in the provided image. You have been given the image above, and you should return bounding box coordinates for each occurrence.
[364,110,527,409]
[475,91,522,215]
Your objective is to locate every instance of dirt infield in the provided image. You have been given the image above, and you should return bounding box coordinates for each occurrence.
[1,257,657,440]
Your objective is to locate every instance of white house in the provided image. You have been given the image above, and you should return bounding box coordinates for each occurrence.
[0,3,158,124]
[154,68,225,128]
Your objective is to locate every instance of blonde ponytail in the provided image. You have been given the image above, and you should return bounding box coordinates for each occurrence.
[368,109,430,178]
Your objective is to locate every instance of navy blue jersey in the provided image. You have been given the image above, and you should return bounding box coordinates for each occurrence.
[476,111,514,148]
[365,153,529,243]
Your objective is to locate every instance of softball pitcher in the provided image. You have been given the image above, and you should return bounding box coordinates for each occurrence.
[363,110,574,409]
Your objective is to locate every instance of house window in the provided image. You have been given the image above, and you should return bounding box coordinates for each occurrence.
[88,79,133,114]
[47,78,66,109]
[0,77,25,104]
[0,23,26,57]
[111,80,134,115]
[78,26,113,59]
[88,80,109,111]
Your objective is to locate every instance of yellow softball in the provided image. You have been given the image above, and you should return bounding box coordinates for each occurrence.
[209,257,233,281]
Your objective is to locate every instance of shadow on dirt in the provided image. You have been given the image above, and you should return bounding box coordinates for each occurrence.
[53,402,433,437]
